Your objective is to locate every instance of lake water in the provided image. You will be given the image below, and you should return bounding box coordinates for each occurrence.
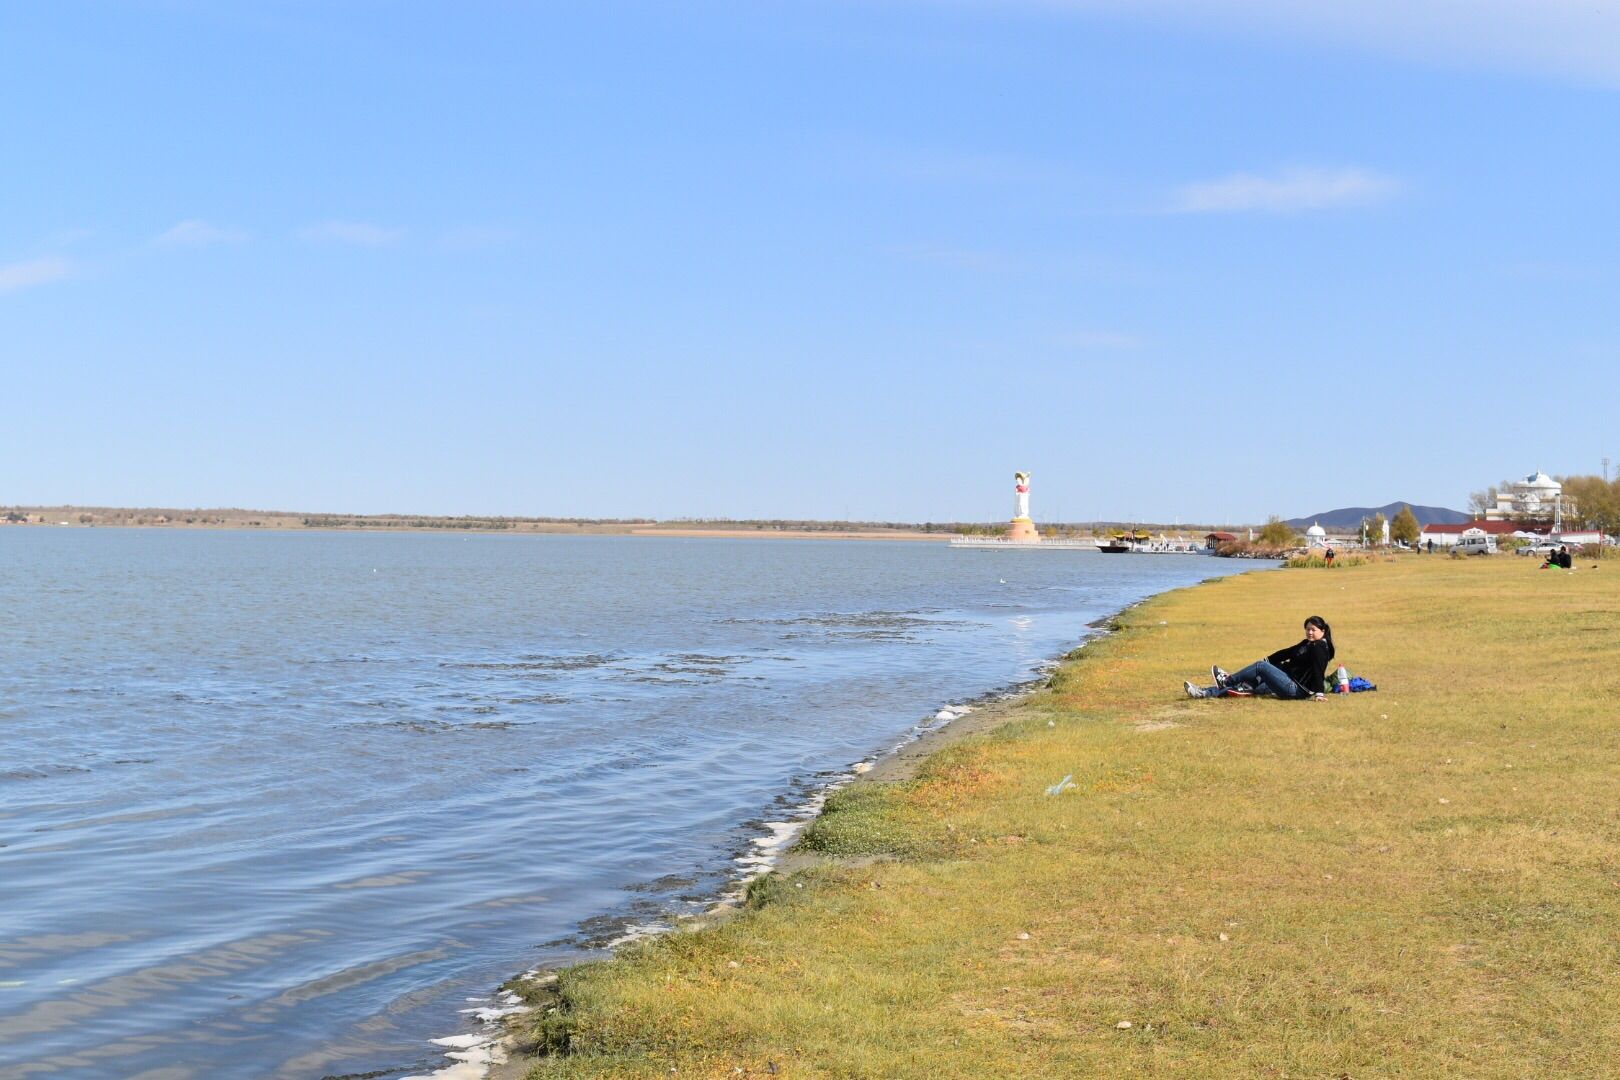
[0,529,1261,1079]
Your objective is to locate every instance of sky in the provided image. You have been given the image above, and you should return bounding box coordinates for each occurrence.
[2,0,1617,524]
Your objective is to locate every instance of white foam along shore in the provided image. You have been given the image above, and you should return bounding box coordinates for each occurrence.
[396,701,1018,1080]
[401,594,1179,1080]
[399,696,1000,1079]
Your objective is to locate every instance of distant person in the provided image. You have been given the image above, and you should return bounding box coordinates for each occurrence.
[1427,538,1435,554]
[1184,616,1335,701]
[1559,546,1573,569]
[1324,547,1336,566]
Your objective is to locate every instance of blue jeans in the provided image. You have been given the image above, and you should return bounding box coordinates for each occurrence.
[1207,659,1307,699]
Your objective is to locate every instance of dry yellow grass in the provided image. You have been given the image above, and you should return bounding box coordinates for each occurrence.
[515,556,1620,1078]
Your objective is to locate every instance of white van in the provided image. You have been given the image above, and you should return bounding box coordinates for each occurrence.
[1455,533,1497,555]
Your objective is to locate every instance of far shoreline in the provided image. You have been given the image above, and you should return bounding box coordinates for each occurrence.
[1,514,951,543]
[2,521,951,542]
[2,506,1243,544]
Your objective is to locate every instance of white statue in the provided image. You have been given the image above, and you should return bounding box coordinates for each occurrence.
[1381,517,1391,546]
[1013,472,1031,521]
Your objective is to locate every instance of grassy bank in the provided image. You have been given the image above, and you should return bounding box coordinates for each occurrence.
[510,556,1620,1078]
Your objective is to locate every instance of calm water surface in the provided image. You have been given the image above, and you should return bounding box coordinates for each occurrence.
[0,529,1261,1079]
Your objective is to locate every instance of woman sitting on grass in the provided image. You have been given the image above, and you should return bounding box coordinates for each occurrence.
[1185,615,1335,701]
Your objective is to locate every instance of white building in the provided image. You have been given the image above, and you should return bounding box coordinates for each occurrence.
[1305,522,1327,548]
[1419,519,1526,548]
[1486,470,1563,521]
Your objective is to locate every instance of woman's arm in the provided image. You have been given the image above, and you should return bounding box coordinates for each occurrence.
[1267,640,1304,667]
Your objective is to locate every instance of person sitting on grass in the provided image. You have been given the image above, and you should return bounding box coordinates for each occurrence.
[1184,615,1335,701]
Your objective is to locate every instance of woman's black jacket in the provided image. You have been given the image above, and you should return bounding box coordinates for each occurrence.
[1267,639,1334,694]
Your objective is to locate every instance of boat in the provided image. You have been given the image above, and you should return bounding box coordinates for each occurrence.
[1100,529,1152,553]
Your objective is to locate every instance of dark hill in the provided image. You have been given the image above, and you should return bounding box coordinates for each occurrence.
[1285,502,1469,530]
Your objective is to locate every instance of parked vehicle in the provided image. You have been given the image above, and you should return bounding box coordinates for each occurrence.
[1456,534,1497,556]
[1516,541,1558,558]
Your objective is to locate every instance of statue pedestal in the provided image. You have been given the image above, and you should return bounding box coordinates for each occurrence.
[1005,517,1040,543]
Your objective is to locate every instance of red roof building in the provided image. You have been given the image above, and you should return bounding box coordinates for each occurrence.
[1420,519,1545,537]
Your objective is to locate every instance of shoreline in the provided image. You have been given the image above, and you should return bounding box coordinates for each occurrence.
[430,686,1068,1080]
[438,588,1215,1080]
[494,555,1620,1078]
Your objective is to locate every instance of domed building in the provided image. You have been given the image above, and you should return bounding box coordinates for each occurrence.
[1486,470,1564,521]
[1305,522,1327,548]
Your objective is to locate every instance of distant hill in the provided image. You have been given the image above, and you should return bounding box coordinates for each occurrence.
[1285,502,1470,530]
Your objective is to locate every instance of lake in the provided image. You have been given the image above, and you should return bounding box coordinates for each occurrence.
[0,529,1261,1079]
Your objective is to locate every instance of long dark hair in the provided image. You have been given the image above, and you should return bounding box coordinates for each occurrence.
[1304,615,1335,661]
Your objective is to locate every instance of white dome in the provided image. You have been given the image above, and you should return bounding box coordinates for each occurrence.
[1306,522,1327,537]
[1519,470,1560,490]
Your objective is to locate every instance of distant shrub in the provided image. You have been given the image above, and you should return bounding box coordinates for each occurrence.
[1258,516,1299,547]
[1286,551,1370,568]
[1216,541,1291,559]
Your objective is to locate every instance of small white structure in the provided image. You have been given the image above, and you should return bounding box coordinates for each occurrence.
[953,471,1099,548]
[1005,471,1039,542]
[1305,522,1327,548]
[1486,469,1563,520]
[1421,520,1523,548]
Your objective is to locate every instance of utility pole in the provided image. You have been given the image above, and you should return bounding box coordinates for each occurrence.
[1604,457,1611,483]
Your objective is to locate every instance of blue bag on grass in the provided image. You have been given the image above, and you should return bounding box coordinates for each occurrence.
[1348,676,1376,692]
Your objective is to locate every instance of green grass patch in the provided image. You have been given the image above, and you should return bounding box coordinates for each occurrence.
[797,784,929,857]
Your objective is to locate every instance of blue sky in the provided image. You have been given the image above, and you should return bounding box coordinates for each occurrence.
[3,1,1616,523]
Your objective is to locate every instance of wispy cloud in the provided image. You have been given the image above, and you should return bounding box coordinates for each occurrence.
[1059,329,1144,349]
[298,220,403,246]
[155,219,249,247]
[1169,167,1400,213]
[0,256,71,293]
[948,1,1620,86]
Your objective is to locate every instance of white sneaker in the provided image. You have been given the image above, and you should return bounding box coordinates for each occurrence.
[1213,665,1230,688]
[1184,680,1206,699]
